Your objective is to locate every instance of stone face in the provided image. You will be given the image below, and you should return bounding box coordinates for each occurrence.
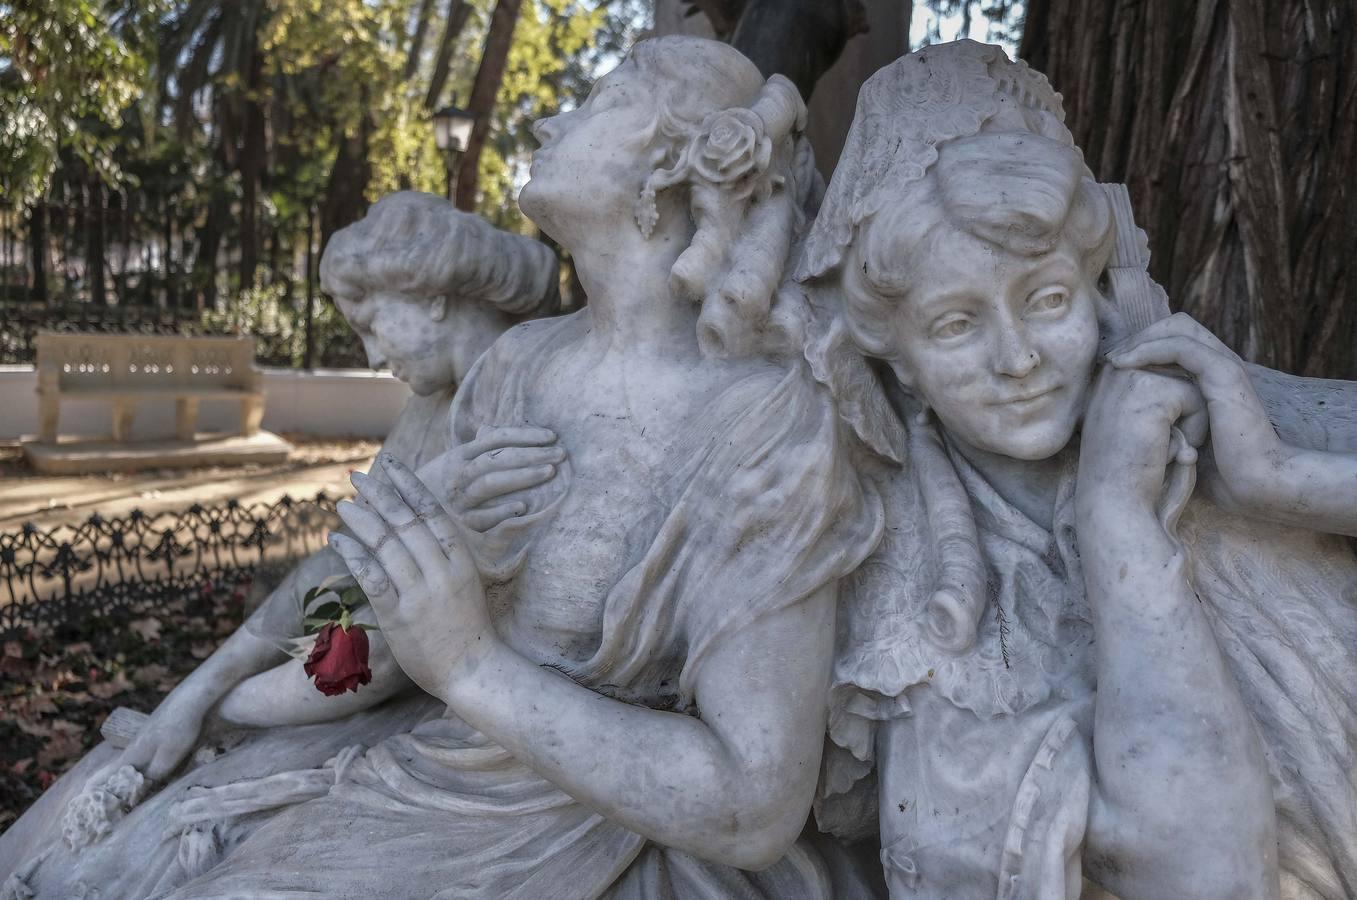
[6,37,1357,900]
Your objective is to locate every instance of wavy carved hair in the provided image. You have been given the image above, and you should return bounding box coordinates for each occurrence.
[840,131,1117,360]
[320,191,560,319]
[628,37,812,360]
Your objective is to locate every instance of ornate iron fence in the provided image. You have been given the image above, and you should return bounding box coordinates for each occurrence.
[0,493,341,639]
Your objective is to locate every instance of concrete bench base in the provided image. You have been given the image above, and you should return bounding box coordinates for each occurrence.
[21,430,294,475]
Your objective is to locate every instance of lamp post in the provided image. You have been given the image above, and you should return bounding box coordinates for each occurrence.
[432,103,475,202]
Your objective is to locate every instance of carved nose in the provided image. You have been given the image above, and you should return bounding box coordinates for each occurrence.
[531,117,556,146]
[995,328,1040,378]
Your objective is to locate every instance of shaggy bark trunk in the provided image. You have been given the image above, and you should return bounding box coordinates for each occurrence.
[86,179,107,306]
[454,0,523,211]
[1021,0,1357,378]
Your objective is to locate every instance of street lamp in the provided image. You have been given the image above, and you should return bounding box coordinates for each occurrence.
[432,103,475,201]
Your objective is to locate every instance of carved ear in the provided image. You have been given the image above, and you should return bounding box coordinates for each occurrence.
[429,295,448,322]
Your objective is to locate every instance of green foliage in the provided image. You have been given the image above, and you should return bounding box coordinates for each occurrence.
[299,574,370,634]
[476,0,648,226]
[3,0,647,325]
[0,0,165,203]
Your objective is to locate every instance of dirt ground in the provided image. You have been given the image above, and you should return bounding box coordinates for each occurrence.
[0,436,378,529]
[0,439,382,830]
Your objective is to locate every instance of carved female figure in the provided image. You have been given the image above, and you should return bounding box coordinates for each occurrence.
[804,41,1357,900]
[0,191,563,895]
[6,37,882,898]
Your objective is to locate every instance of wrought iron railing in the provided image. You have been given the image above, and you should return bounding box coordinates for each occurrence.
[0,493,341,639]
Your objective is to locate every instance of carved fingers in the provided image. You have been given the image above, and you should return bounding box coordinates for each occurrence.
[450,425,565,532]
[1081,365,1209,510]
[1108,313,1250,398]
[331,456,492,694]
[1106,312,1282,494]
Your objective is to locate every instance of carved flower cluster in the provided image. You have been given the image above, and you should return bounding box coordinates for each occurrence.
[61,765,148,852]
[690,109,773,191]
[635,104,781,238]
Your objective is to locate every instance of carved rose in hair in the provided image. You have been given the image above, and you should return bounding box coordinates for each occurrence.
[691,109,772,187]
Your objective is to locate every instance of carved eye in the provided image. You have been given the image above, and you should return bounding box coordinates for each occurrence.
[1028,288,1069,314]
[934,318,974,339]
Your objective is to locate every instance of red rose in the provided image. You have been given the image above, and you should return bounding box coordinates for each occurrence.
[303,622,373,696]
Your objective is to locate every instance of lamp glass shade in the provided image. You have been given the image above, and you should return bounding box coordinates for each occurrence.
[433,105,475,153]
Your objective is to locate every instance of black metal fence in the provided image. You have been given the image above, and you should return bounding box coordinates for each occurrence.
[0,198,369,370]
[0,493,341,639]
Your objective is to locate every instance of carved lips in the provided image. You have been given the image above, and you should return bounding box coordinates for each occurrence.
[995,385,1060,408]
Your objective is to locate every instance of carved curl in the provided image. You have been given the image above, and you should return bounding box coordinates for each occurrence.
[628,37,810,360]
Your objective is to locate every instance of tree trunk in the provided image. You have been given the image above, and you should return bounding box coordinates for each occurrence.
[1020,0,1357,379]
[454,0,523,211]
[28,201,47,306]
[198,188,228,310]
[320,112,374,252]
[405,0,438,79]
[304,205,317,370]
[727,0,868,99]
[425,0,473,110]
[166,201,178,310]
[86,179,107,306]
[239,49,266,291]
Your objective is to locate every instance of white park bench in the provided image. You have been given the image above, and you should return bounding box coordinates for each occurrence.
[34,332,264,443]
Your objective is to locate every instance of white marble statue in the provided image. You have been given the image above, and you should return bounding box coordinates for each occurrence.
[2,36,885,899]
[802,40,1357,900]
[8,35,1357,900]
[0,191,562,897]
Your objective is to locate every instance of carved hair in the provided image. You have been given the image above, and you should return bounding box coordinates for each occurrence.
[320,191,560,319]
[841,133,1116,358]
[799,41,1121,655]
[628,37,810,359]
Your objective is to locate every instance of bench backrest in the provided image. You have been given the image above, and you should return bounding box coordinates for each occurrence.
[35,333,260,393]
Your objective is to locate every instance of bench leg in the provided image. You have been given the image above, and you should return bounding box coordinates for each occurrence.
[240,396,264,437]
[111,399,136,442]
[176,397,200,441]
[38,394,59,443]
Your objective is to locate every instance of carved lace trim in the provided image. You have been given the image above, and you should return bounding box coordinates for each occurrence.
[796,40,1067,284]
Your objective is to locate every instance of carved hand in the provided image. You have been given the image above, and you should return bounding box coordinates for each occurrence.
[1078,362,1208,516]
[116,682,211,782]
[420,425,564,533]
[1105,312,1290,513]
[331,455,494,698]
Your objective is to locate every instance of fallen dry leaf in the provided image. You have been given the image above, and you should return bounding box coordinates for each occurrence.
[88,670,135,700]
[128,617,163,641]
[131,664,171,687]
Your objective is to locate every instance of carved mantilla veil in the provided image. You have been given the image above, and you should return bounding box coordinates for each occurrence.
[796,39,1070,284]
[795,40,1082,653]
